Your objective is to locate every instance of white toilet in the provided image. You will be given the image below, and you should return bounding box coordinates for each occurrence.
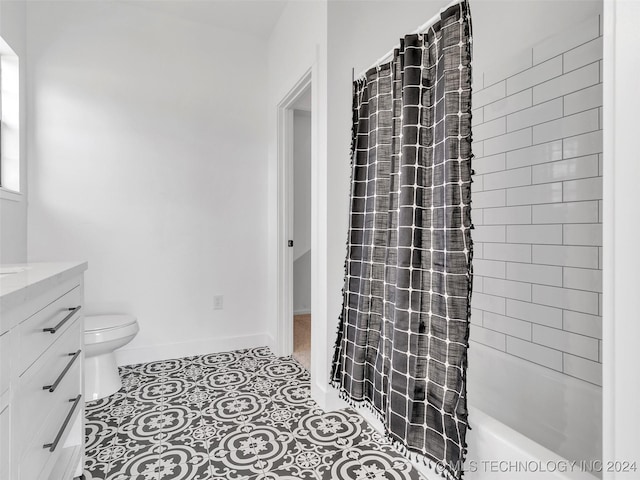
[84,314,139,401]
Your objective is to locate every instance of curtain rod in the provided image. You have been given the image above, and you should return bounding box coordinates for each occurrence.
[352,0,463,82]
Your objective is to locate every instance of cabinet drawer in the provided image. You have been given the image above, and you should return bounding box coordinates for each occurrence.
[20,393,82,480]
[18,286,81,375]
[17,318,82,449]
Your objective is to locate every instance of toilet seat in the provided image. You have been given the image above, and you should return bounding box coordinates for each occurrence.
[85,314,137,332]
[84,314,139,345]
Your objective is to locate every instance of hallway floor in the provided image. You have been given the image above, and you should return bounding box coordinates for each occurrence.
[293,314,311,370]
[84,347,423,480]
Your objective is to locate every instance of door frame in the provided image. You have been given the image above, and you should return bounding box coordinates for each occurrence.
[275,69,312,358]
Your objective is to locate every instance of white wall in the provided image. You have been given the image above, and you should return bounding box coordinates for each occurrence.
[293,110,311,314]
[26,1,271,363]
[0,0,27,263]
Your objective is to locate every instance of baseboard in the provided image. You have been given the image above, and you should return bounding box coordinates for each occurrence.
[265,333,276,354]
[310,377,348,413]
[114,333,273,366]
[293,309,311,316]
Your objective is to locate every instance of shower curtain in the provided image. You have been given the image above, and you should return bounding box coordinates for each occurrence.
[331,2,473,479]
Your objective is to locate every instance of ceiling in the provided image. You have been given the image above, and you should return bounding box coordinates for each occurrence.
[125,0,288,38]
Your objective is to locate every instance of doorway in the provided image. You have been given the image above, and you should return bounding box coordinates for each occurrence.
[291,99,312,369]
[275,70,313,369]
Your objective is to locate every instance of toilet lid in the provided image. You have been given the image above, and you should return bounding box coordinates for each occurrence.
[85,314,137,332]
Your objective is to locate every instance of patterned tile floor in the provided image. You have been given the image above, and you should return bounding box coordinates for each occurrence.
[84,347,424,480]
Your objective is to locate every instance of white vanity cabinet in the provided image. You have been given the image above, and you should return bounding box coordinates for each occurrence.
[0,263,88,480]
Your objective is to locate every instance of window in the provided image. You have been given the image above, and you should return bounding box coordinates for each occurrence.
[0,35,20,195]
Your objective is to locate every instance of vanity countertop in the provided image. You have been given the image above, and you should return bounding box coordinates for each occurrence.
[0,262,88,314]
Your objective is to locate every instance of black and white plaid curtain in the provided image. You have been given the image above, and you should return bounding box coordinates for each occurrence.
[331,2,473,479]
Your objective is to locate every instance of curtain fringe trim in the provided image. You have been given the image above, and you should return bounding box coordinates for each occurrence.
[330,384,469,480]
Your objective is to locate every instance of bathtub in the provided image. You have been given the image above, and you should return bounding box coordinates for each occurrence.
[460,407,600,480]
[356,342,602,480]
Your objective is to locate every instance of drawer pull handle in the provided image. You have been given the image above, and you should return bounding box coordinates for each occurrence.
[43,394,82,452]
[43,306,82,334]
[43,350,82,392]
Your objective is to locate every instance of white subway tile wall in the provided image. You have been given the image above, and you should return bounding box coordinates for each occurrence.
[484,128,532,156]
[563,130,602,158]
[506,56,563,96]
[531,109,599,144]
[532,324,599,360]
[562,177,602,202]
[474,80,506,108]
[483,206,531,225]
[473,292,506,315]
[562,224,602,246]
[532,63,599,105]
[506,141,563,169]
[474,153,506,174]
[483,243,532,263]
[470,308,484,327]
[563,36,603,73]
[506,337,563,371]
[563,353,602,385]
[531,155,599,184]
[473,225,506,243]
[474,259,506,279]
[532,200,599,224]
[483,167,532,191]
[483,312,532,341]
[506,224,563,245]
[507,98,563,132]
[506,183,563,206]
[562,267,603,293]
[474,117,506,141]
[473,190,506,208]
[473,325,507,351]
[563,310,602,339]
[470,16,603,386]
[506,262,563,287]
[506,299,563,329]
[532,245,599,268]
[485,89,532,123]
[564,84,602,116]
[483,278,532,302]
